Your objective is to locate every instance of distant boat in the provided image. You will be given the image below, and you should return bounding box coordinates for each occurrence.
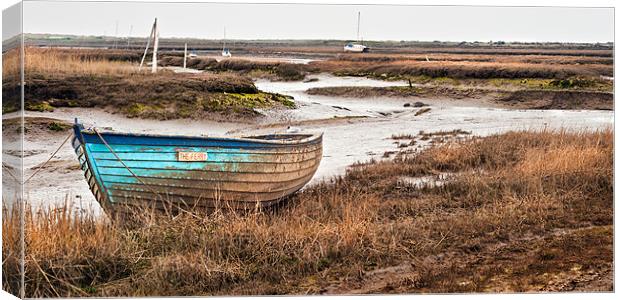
[344,43,368,53]
[72,120,323,217]
[222,27,232,57]
[344,12,369,53]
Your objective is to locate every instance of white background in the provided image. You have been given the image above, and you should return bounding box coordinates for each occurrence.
[0,1,617,300]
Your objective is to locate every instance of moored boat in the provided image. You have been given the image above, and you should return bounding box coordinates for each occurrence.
[343,12,369,53]
[71,120,322,217]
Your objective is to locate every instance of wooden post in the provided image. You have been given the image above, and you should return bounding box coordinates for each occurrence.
[183,43,187,69]
[138,19,155,71]
[151,18,159,73]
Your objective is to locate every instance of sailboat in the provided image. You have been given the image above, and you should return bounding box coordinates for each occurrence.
[221,27,232,57]
[344,12,369,53]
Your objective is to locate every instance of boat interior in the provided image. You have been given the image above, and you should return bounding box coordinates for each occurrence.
[246,134,315,141]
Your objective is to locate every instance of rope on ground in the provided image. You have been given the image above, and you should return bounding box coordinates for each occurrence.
[2,162,21,184]
[23,132,73,184]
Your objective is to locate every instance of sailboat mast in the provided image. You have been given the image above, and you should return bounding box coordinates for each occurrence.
[183,43,187,69]
[223,27,227,51]
[356,12,360,43]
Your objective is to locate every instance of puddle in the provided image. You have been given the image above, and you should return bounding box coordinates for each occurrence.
[398,173,453,189]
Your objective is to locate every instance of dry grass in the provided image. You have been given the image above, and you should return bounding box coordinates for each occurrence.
[160,56,308,81]
[2,48,295,118]
[311,59,612,80]
[2,47,142,76]
[228,45,613,58]
[2,129,613,296]
[334,53,614,65]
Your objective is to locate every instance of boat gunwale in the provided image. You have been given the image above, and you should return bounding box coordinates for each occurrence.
[86,144,323,155]
[80,129,323,146]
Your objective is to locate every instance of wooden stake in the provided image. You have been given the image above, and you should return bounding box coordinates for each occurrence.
[152,18,159,73]
[184,43,187,69]
[138,19,155,71]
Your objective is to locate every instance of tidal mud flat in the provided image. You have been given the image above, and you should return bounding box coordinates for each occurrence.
[5,73,613,214]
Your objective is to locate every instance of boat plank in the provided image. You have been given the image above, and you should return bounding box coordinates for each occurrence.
[103,171,316,195]
[92,157,321,173]
[107,178,311,204]
[98,166,319,186]
[88,149,321,163]
[95,163,320,180]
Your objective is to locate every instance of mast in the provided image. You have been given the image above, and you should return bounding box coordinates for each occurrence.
[356,12,360,43]
[223,27,227,52]
[127,24,133,50]
[113,20,119,49]
[151,18,159,73]
[184,43,187,69]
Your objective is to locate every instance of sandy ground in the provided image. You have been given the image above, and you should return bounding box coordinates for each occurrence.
[3,73,613,215]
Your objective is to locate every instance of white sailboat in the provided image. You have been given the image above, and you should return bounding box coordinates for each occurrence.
[344,12,368,53]
[222,27,232,57]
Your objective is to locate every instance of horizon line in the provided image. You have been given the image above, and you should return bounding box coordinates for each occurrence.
[15,32,615,45]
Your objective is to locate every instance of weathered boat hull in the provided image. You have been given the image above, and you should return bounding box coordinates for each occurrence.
[72,121,322,216]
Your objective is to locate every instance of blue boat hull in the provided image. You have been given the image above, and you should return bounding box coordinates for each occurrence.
[72,122,322,216]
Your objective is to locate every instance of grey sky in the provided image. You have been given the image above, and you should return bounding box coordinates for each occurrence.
[3,2,21,41]
[21,1,614,42]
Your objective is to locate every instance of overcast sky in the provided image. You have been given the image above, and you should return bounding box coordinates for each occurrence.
[14,1,615,42]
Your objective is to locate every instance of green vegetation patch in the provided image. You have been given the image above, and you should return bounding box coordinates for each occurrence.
[205,92,295,112]
[47,121,71,132]
[25,101,55,112]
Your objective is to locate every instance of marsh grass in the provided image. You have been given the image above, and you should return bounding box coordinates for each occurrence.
[2,48,294,118]
[312,59,612,80]
[2,47,142,77]
[2,129,613,296]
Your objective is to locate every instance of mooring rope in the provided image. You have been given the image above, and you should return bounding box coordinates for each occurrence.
[2,162,21,184]
[92,128,163,197]
[23,132,73,184]
[2,131,72,185]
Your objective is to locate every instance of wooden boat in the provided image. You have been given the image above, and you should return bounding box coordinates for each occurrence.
[71,119,322,216]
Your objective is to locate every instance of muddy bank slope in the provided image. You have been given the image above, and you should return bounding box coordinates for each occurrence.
[307,85,613,110]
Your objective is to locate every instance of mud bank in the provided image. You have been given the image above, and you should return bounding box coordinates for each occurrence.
[305,85,613,110]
